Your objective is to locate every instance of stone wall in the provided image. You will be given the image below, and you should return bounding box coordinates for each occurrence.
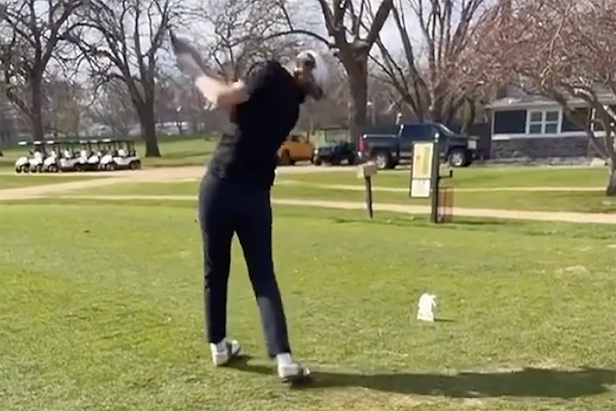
[490,136,592,159]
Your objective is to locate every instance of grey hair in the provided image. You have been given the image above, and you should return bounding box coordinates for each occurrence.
[296,50,330,90]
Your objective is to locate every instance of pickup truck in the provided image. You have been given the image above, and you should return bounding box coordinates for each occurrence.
[357,123,479,169]
[312,141,356,165]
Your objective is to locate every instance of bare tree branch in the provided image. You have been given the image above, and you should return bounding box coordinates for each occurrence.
[0,0,86,140]
[261,0,394,139]
[68,0,184,157]
[376,0,487,123]
[475,0,616,195]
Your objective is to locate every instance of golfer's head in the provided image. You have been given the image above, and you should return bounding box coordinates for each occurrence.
[293,50,327,101]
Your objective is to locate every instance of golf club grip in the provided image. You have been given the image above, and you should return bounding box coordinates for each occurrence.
[170,33,214,79]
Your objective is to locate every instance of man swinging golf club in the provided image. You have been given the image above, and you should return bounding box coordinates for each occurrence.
[170,33,328,383]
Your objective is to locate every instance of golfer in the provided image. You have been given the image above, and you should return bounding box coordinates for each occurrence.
[174,41,327,382]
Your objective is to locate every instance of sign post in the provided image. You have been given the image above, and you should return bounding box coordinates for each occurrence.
[409,141,434,198]
[429,133,442,223]
[409,133,453,223]
[357,161,378,219]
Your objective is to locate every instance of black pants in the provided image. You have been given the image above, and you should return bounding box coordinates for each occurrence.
[198,172,291,357]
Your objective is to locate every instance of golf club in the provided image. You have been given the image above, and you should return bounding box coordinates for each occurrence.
[169,30,220,109]
[169,30,217,80]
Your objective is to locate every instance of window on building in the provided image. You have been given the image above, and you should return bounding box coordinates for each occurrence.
[493,110,527,134]
[527,110,560,134]
[544,111,559,133]
[528,111,543,134]
[592,105,616,131]
[561,108,590,132]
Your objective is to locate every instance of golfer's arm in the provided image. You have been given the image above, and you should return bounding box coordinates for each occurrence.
[195,75,248,107]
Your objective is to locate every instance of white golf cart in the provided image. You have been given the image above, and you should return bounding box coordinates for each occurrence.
[73,141,90,171]
[14,141,32,173]
[71,140,100,172]
[28,141,46,172]
[56,140,79,172]
[99,139,141,171]
[86,140,103,171]
[42,141,60,172]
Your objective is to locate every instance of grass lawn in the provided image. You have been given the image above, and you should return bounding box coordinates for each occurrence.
[139,138,218,168]
[77,180,616,213]
[0,138,218,171]
[0,201,615,411]
[276,166,610,189]
[0,174,108,189]
[0,149,31,170]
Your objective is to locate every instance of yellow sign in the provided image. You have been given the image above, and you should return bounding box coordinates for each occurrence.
[412,143,433,179]
[410,142,434,197]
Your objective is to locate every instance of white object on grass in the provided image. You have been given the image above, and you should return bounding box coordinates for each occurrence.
[417,293,437,322]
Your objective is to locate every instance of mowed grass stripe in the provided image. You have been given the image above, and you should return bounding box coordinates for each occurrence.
[0,174,110,189]
[68,180,616,213]
[0,202,614,411]
[275,166,610,188]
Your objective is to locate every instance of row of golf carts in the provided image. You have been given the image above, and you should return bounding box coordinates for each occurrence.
[14,139,141,173]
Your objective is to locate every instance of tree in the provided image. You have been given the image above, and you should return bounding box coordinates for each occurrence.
[373,0,488,124]
[0,72,17,149]
[188,0,393,138]
[195,0,303,80]
[44,73,87,136]
[86,79,138,137]
[0,0,85,140]
[70,0,184,157]
[153,73,185,134]
[274,0,394,141]
[476,0,616,195]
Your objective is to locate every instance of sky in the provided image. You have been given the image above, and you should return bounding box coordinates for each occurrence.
[25,0,420,87]
[154,0,420,83]
[179,0,417,56]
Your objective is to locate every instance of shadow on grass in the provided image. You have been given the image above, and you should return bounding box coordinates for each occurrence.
[155,150,212,159]
[231,360,615,399]
[434,318,456,323]
[449,219,509,227]
[327,215,510,229]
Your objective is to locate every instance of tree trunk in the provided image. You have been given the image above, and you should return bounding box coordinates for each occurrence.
[606,161,616,197]
[461,98,476,134]
[138,105,161,157]
[30,75,45,141]
[344,54,368,145]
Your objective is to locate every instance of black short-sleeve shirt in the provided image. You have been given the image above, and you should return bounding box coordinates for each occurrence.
[208,61,306,188]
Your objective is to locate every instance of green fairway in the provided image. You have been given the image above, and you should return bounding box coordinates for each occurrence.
[75,180,616,213]
[276,166,610,189]
[0,201,615,411]
[0,174,108,189]
[270,184,616,213]
[139,138,218,168]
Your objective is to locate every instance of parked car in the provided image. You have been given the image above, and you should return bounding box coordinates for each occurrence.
[357,122,479,169]
[312,140,356,165]
[277,133,314,165]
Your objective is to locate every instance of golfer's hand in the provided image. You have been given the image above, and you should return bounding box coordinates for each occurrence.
[230,79,246,93]
[194,77,248,108]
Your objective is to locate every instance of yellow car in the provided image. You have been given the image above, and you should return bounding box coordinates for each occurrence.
[277,134,314,165]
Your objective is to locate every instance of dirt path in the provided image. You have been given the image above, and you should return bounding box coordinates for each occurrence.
[52,194,616,225]
[0,166,352,200]
[0,177,132,200]
[1,166,614,225]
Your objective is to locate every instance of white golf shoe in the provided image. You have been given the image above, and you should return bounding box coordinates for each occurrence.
[276,354,311,383]
[210,339,243,366]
